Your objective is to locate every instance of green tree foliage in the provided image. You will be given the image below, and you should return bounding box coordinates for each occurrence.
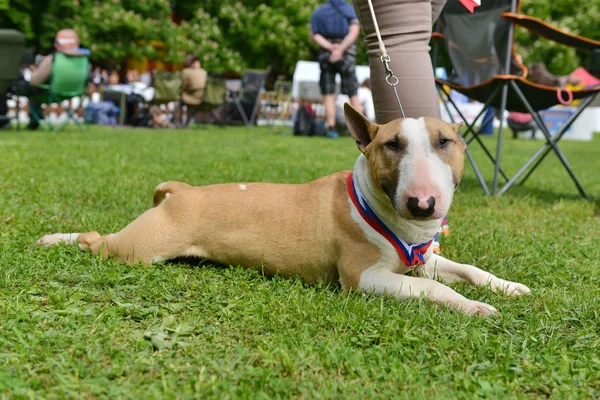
[0,0,34,39]
[516,0,600,74]
[0,0,597,75]
[175,0,324,74]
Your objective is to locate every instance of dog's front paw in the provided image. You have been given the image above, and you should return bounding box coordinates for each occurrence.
[462,300,498,317]
[493,280,531,297]
[37,233,79,246]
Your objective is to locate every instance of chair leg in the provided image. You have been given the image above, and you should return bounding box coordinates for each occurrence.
[497,81,589,199]
[492,82,509,195]
[518,94,595,188]
[464,147,491,196]
[29,104,48,132]
[234,97,250,128]
[16,96,21,131]
[439,85,510,183]
[52,102,74,133]
[62,97,86,132]
[437,86,491,195]
[464,116,510,183]
[248,96,262,128]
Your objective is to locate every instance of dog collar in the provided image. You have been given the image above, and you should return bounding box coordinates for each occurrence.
[347,172,432,268]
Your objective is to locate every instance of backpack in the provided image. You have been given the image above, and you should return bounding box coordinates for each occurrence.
[293,104,316,136]
[84,101,119,126]
[131,107,154,128]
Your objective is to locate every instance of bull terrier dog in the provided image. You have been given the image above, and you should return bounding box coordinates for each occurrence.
[38,104,530,316]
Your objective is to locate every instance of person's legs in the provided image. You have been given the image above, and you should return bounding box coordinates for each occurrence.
[319,52,341,137]
[339,51,361,119]
[323,93,336,129]
[352,0,446,123]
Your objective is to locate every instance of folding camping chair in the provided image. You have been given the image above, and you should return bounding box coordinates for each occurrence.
[28,52,90,132]
[259,80,293,129]
[432,0,600,199]
[193,74,227,126]
[227,69,268,128]
[151,70,182,127]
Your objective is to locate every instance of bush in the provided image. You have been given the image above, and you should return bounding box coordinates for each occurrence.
[0,0,596,75]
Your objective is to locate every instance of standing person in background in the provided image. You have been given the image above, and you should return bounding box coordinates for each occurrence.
[310,0,362,139]
[351,0,447,123]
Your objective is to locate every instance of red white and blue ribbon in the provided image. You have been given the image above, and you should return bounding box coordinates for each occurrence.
[347,172,432,268]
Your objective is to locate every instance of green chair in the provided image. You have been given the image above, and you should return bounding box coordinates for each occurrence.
[193,75,227,126]
[151,69,182,127]
[152,70,182,104]
[30,52,89,132]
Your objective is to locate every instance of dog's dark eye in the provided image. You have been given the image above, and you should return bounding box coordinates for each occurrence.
[439,137,452,148]
[384,140,400,151]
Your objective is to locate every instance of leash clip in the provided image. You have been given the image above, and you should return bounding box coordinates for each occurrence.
[380,53,399,86]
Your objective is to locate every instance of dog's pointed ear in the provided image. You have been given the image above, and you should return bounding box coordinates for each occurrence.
[449,121,464,133]
[344,103,379,153]
[449,121,467,151]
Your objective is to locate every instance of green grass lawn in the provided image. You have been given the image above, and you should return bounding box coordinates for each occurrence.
[1,124,599,399]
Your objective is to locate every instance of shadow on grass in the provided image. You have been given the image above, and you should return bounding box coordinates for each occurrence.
[459,176,598,206]
[166,256,344,293]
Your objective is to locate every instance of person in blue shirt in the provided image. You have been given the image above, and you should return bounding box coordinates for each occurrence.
[310,0,362,138]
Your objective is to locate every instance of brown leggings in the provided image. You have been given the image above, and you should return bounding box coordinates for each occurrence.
[352,0,447,123]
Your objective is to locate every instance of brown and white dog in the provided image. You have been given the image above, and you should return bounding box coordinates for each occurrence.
[38,104,530,315]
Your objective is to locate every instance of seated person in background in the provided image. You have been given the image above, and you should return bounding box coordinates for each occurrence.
[507,111,537,139]
[30,29,88,86]
[22,63,36,82]
[181,55,207,106]
[91,66,103,92]
[140,71,152,87]
[126,69,140,84]
[25,29,89,129]
[108,70,121,85]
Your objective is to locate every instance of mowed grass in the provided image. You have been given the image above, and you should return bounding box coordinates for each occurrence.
[1,124,599,399]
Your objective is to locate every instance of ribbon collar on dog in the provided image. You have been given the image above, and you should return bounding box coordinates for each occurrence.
[347,172,432,268]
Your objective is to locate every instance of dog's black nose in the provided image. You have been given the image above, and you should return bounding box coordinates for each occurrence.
[406,196,435,218]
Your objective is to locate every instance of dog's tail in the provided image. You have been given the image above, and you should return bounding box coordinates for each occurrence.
[152,181,192,207]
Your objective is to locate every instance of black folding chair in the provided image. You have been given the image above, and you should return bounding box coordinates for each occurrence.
[432,0,600,198]
[227,69,268,128]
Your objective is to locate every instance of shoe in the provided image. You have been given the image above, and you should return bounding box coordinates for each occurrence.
[26,121,40,130]
[327,130,339,139]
